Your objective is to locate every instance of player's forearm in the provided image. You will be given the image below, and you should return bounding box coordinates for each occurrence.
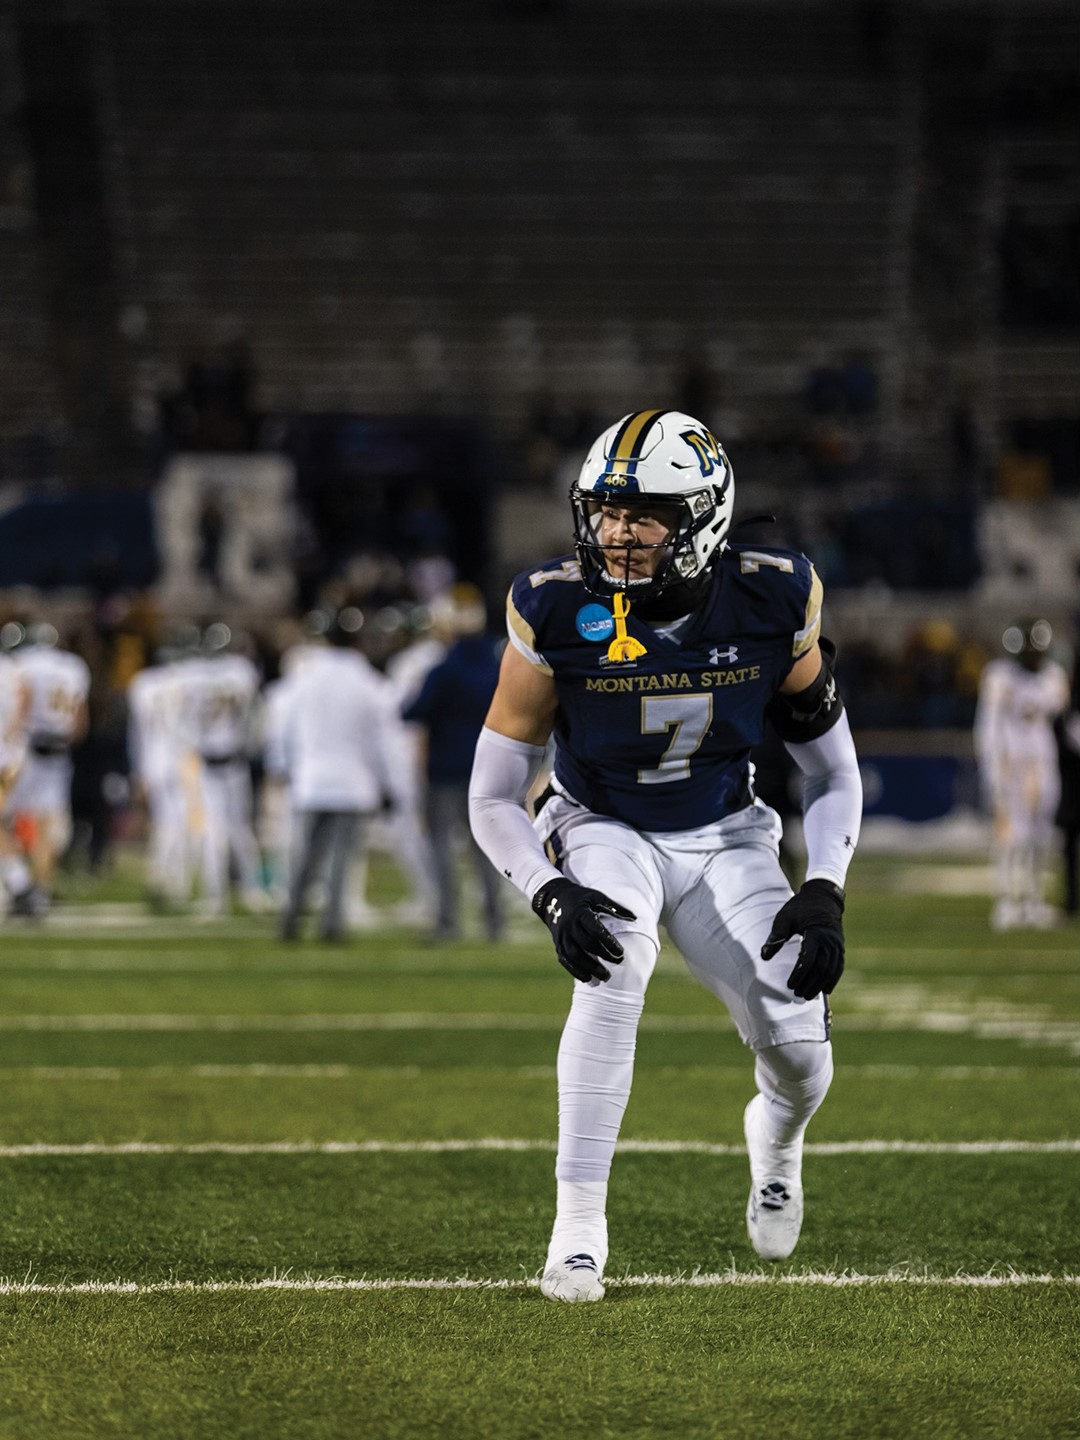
[468,725,562,901]
[785,711,862,890]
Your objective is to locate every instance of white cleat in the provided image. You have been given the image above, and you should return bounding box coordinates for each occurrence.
[991,899,1024,932]
[540,1252,606,1303]
[744,1095,804,1261]
[1021,901,1060,931]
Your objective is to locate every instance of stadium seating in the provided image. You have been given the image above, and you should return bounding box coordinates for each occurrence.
[0,20,60,444]
[97,2,906,427]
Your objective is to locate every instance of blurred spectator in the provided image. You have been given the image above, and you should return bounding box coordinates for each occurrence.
[838,639,898,730]
[278,608,413,942]
[403,584,504,942]
[837,350,879,418]
[197,490,227,594]
[901,620,960,728]
[998,204,1080,330]
[996,419,1053,501]
[165,336,258,452]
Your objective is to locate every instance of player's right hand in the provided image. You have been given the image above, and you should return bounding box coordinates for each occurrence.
[531,877,636,984]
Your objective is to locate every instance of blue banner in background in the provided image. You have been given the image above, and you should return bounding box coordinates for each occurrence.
[0,494,160,590]
[858,754,980,822]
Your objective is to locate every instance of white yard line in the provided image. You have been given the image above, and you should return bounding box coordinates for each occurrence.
[1,1138,1077,1158]
[5,1063,1071,1081]
[0,1013,573,1030]
[0,947,1072,972]
[0,1270,1074,1296]
[0,1008,1077,1054]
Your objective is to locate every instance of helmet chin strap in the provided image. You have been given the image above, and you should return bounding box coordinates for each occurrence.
[633,569,713,620]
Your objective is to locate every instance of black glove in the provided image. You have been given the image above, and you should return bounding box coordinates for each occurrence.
[760,879,845,1000]
[531,878,636,984]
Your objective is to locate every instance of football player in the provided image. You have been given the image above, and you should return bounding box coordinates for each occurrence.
[4,623,90,910]
[128,649,195,908]
[469,409,862,1301]
[974,618,1070,929]
[0,633,33,911]
[186,624,267,915]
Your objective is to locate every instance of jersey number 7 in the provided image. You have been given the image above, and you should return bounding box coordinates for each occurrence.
[637,695,713,785]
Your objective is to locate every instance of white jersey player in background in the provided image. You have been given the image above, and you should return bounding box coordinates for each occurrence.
[975,618,1070,929]
[128,653,194,908]
[4,623,90,910]
[0,632,33,912]
[185,624,267,915]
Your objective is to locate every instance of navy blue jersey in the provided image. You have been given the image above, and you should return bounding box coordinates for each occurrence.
[507,544,822,831]
[403,633,502,785]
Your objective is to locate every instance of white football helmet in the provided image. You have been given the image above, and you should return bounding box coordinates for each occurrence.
[570,409,734,598]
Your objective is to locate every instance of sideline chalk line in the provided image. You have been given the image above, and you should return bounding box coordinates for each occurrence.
[0,1270,1076,1296]
[1,1138,1078,1158]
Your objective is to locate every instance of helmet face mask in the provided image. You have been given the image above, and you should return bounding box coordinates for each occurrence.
[570,409,733,600]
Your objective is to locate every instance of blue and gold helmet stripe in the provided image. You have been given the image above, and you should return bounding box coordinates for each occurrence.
[596,408,668,491]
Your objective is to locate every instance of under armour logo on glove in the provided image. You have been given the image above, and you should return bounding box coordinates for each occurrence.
[761,879,846,1000]
[531,878,636,984]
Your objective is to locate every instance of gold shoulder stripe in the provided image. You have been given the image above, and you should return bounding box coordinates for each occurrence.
[793,564,824,657]
[506,591,553,675]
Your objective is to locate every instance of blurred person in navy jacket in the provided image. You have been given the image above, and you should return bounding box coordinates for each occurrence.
[404,585,504,941]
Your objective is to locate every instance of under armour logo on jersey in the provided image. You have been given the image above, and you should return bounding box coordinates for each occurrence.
[824,677,837,706]
[710,646,739,665]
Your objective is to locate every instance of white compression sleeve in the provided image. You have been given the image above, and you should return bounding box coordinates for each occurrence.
[468,726,562,902]
[785,710,863,890]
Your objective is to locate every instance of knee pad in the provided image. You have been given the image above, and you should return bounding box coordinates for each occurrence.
[585,927,658,1000]
[754,1040,834,1141]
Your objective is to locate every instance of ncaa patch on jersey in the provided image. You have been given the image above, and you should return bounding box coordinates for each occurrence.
[576,604,615,643]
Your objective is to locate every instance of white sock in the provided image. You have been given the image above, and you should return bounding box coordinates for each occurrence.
[546,1179,609,1274]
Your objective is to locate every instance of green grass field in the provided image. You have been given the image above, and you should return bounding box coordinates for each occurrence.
[0,854,1077,1439]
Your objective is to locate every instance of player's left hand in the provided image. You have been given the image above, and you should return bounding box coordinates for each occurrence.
[761,879,845,1000]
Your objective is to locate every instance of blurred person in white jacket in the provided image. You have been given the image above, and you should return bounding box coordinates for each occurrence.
[259,638,324,902]
[278,608,413,941]
[975,618,1070,929]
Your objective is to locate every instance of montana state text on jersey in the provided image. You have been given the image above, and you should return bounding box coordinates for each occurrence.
[507,542,822,831]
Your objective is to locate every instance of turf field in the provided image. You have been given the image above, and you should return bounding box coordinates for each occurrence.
[0,855,1077,1439]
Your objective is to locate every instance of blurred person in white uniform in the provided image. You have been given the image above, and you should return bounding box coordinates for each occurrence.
[128,651,194,908]
[278,607,413,941]
[186,623,266,914]
[4,622,90,908]
[975,618,1071,929]
[0,625,33,912]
